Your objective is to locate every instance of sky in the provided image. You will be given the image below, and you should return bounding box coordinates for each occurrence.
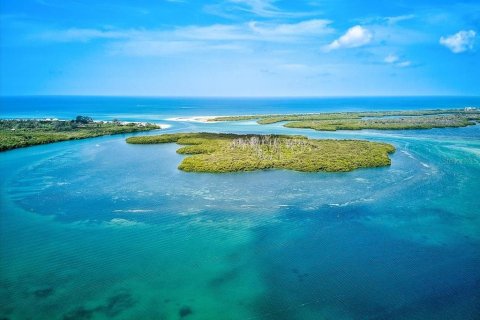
[0,0,479,96]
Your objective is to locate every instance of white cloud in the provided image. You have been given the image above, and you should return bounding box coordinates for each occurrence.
[396,60,412,68]
[440,30,476,53]
[205,0,318,19]
[229,0,279,16]
[109,40,246,56]
[174,24,252,41]
[38,28,132,42]
[175,20,332,42]
[384,53,411,68]
[247,19,332,38]
[359,14,415,26]
[324,25,373,51]
[384,54,399,64]
[37,19,333,44]
[384,14,415,25]
[36,19,333,56]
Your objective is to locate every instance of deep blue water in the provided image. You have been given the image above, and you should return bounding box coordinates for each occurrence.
[2,96,480,120]
[0,96,479,319]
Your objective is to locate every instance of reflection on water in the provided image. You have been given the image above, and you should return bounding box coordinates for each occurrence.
[1,120,479,319]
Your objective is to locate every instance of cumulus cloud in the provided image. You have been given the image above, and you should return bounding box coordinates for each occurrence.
[324,25,373,51]
[440,30,476,53]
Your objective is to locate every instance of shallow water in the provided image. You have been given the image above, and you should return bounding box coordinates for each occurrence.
[1,98,479,319]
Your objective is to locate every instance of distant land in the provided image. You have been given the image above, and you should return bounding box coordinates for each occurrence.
[0,116,161,151]
[2,108,478,154]
[210,108,480,131]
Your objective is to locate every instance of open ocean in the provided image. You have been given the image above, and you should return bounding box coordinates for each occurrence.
[1,96,479,319]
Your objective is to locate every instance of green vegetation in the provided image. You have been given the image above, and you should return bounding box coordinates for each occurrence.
[127,132,395,173]
[0,117,161,151]
[211,108,480,131]
[283,115,475,131]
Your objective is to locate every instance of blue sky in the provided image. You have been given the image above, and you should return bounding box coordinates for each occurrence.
[0,0,479,96]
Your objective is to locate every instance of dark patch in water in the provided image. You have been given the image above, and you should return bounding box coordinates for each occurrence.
[63,291,135,319]
[291,268,309,282]
[370,277,480,320]
[251,294,297,320]
[179,306,192,318]
[98,292,136,317]
[225,251,243,263]
[33,287,54,298]
[63,307,94,320]
[0,306,13,318]
[252,208,480,320]
[209,267,240,287]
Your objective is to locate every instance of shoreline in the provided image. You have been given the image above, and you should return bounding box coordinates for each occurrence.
[126,132,395,173]
[166,116,221,123]
[0,118,164,151]
[193,108,480,131]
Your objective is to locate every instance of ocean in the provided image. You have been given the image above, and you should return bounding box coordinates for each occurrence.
[2,95,480,120]
[1,96,479,319]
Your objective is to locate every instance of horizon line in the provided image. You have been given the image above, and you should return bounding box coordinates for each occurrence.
[2,94,480,99]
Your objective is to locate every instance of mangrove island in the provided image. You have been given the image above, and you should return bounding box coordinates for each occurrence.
[126,132,396,173]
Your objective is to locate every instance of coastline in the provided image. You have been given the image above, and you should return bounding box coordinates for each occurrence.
[201,108,480,131]
[0,119,164,151]
[126,133,395,173]
[166,116,221,123]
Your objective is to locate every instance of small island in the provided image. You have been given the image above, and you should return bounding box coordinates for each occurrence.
[0,116,161,151]
[127,133,395,173]
[210,108,480,131]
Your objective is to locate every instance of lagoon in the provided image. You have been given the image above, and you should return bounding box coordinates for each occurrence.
[1,97,479,319]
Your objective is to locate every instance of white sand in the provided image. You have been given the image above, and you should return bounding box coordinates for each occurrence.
[166,116,221,123]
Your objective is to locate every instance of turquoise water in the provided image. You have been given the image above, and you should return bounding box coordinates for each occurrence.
[1,97,480,319]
